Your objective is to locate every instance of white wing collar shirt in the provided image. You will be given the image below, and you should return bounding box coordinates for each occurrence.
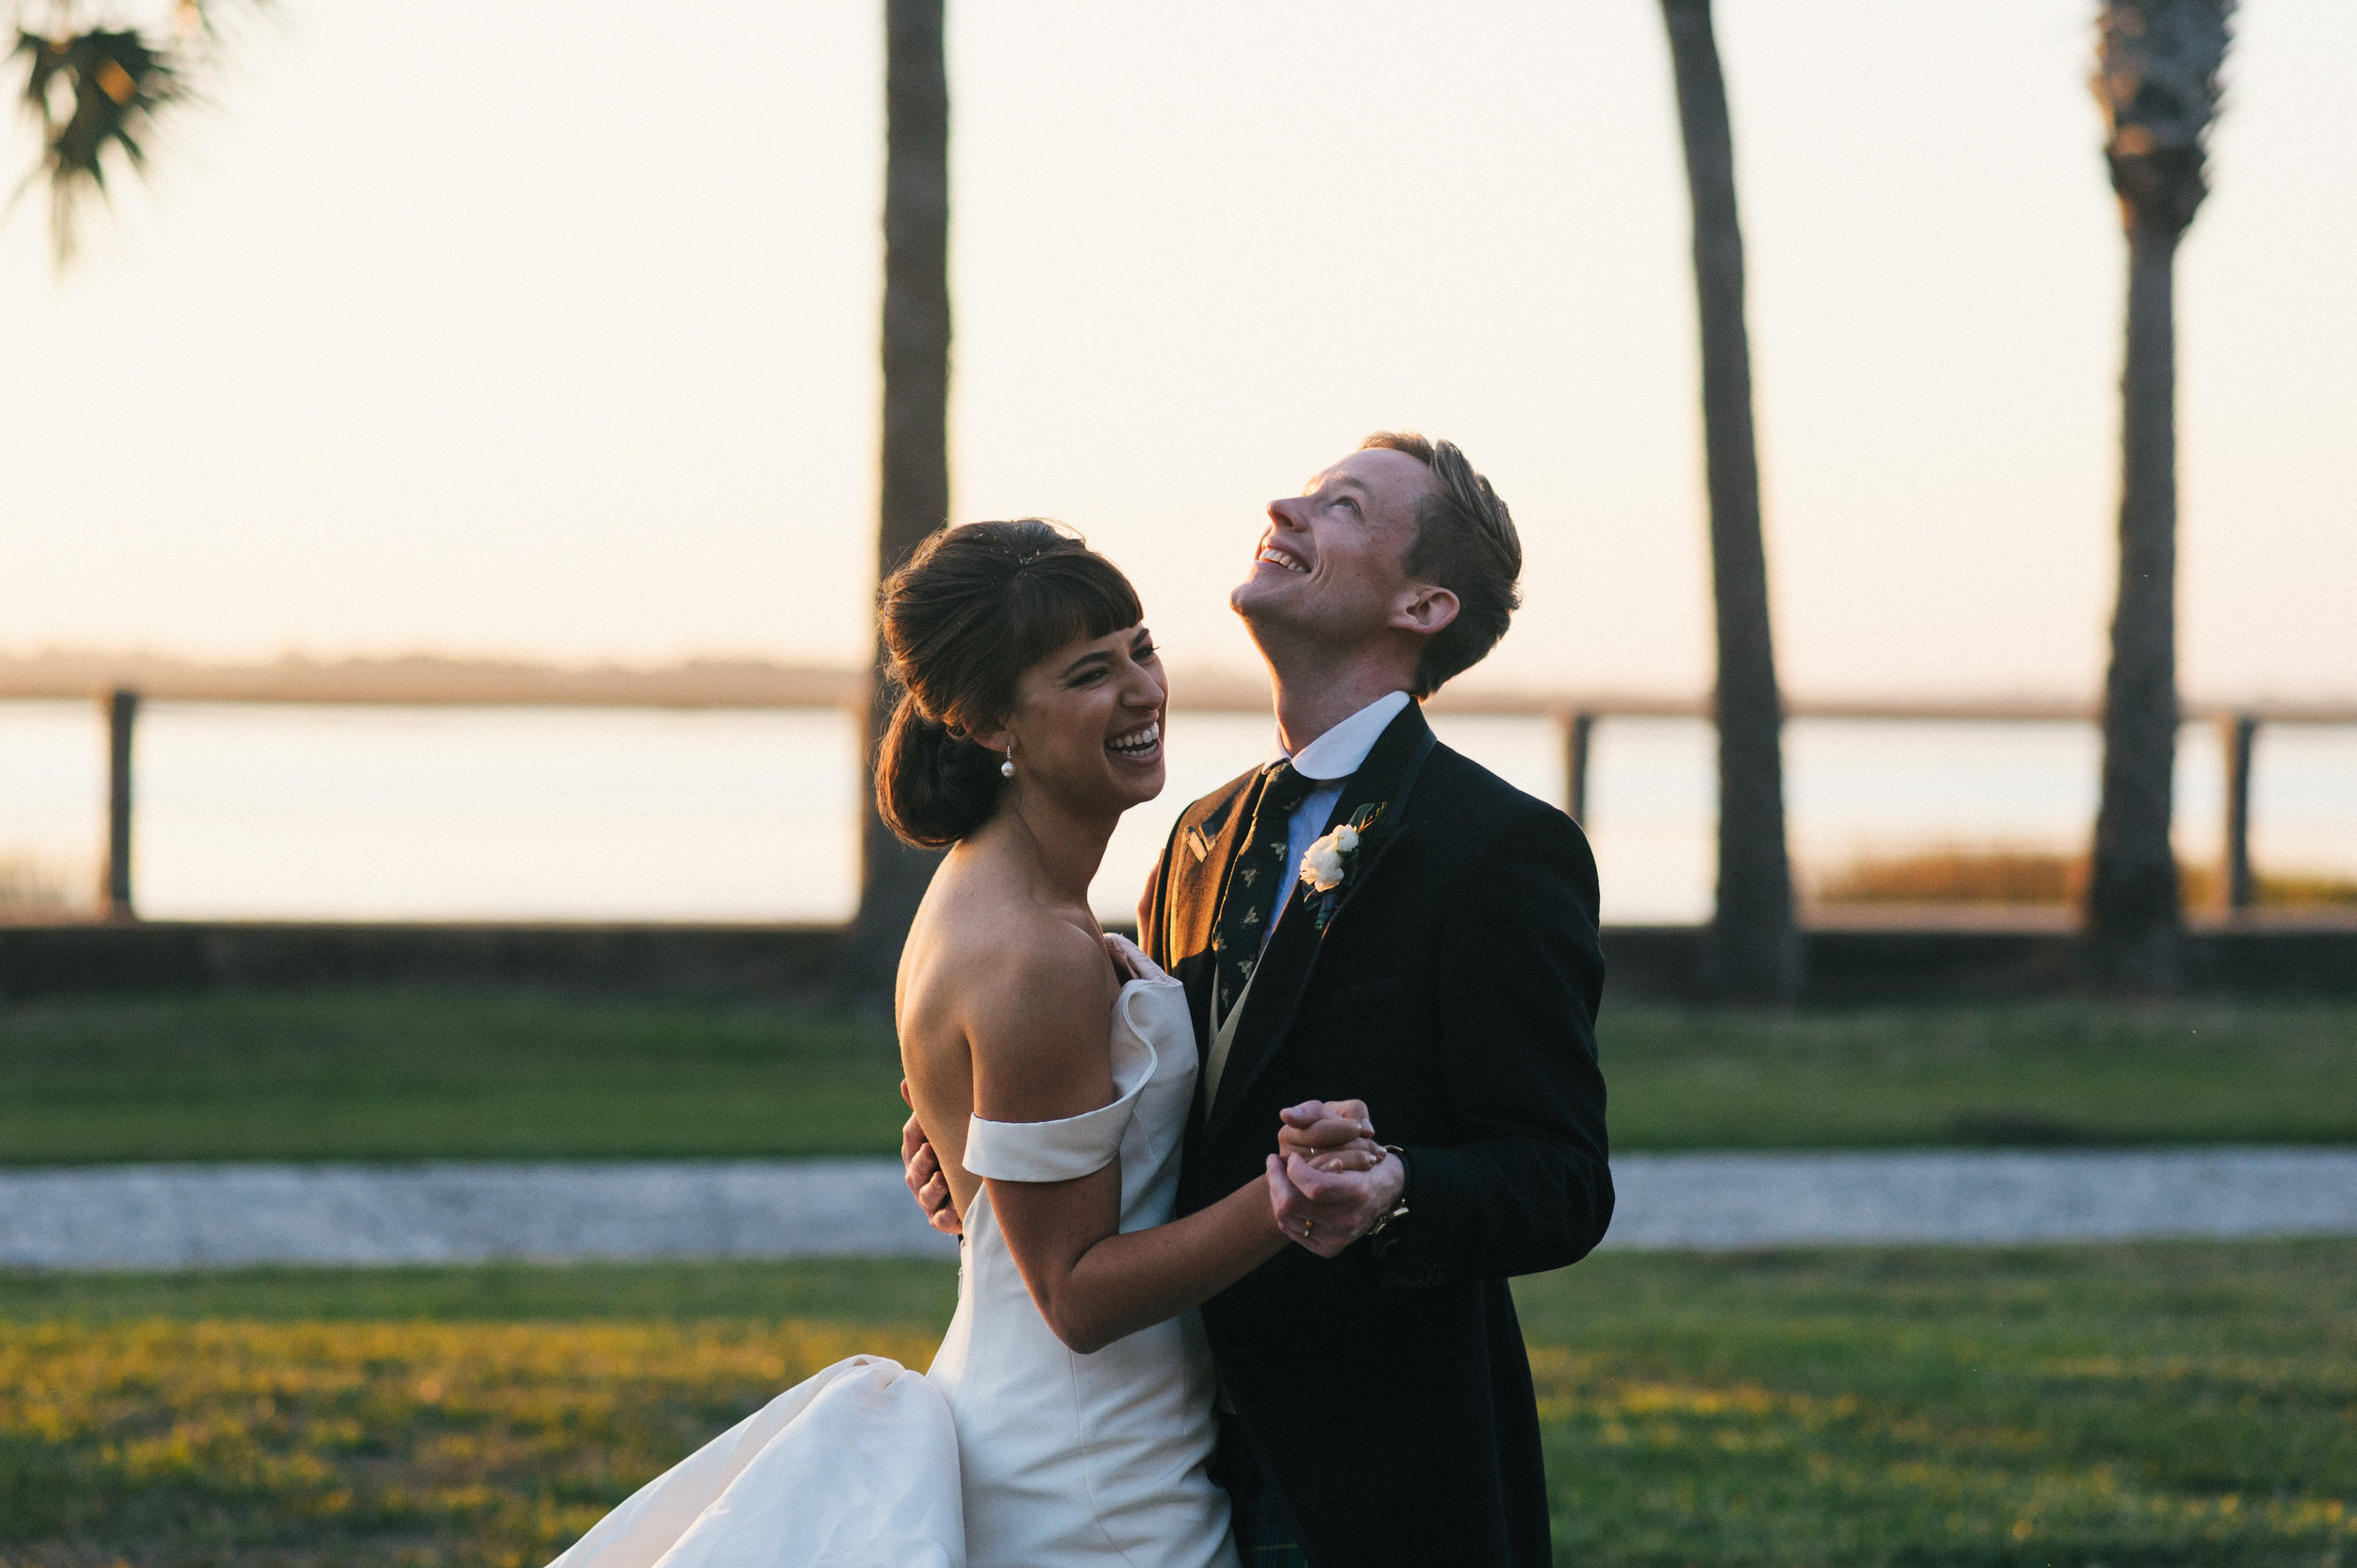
[1266,688,1411,936]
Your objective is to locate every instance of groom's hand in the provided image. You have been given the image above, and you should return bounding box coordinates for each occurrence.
[900,1081,962,1238]
[1266,1147,1407,1260]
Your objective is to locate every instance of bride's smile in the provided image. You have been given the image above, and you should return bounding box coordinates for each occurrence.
[1107,717,1162,767]
[977,621,1170,817]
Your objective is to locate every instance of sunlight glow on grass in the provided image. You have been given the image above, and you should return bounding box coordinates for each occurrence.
[0,1319,937,1568]
[7,1256,2353,1567]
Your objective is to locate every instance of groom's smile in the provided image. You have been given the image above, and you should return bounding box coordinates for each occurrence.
[1255,539,1310,574]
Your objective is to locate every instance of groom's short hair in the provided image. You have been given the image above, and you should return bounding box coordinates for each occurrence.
[1361,431,1523,696]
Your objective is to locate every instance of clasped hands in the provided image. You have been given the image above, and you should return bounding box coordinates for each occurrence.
[1266,1097,1407,1259]
[900,1092,1403,1262]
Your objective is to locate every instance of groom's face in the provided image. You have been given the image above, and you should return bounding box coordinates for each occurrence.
[1231,447,1435,647]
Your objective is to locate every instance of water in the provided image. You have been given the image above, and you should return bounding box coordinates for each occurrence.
[2,701,2350,925]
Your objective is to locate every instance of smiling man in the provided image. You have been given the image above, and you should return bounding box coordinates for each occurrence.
[1137,432,1614,1566]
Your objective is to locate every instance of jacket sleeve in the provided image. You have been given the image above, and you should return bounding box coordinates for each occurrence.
[1367,800,1613,1287]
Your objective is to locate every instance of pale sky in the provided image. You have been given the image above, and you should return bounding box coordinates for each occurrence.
[5,0,2351,704]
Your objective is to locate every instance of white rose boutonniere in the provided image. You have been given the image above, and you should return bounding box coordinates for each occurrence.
[1298,803,1386,929]
[1300,823,1358,893]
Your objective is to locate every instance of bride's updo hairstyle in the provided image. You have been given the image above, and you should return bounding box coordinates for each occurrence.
[876,519,1145,848]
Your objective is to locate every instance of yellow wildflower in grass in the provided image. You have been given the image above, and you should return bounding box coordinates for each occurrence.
[0,1318,937,1568]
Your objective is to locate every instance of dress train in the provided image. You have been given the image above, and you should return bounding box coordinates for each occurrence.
[548,1356,964,1568]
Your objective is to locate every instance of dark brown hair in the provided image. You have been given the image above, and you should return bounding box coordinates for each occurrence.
[875,520,1145,847]
[1360,431,1523,696]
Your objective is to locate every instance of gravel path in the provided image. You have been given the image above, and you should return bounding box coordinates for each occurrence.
[4,1148,2354,1270]
[1604,1147,2357,1248]
[0,1161,959,1270]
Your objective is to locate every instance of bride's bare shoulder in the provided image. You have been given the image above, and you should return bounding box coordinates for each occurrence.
[938,906,1107,1017]
[914,903,1116,1122]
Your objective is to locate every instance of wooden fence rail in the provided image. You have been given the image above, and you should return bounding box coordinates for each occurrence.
[3,656,2350,921]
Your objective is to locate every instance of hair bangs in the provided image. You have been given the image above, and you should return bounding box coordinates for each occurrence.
[997,552,1146,680]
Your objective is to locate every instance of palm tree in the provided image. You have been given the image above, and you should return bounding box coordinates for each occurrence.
[1657,0,1799,1003]
[2084,0,2233,990]
[838,0,950,1007]
[9,2,216,267]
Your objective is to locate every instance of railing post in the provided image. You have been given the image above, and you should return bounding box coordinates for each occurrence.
[102,689,139,922]
[2220,712,2257,911]
[1564,711,1596,822]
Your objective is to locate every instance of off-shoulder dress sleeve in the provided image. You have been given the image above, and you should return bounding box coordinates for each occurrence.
[963,1028,1155,1184]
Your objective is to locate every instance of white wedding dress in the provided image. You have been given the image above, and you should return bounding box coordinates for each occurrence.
[548,967,1236,1568]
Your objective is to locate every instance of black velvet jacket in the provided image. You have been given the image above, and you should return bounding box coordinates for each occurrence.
[1140,701,1613,1567]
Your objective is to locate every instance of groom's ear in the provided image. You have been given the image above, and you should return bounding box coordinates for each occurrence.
[1390,583,1459,638]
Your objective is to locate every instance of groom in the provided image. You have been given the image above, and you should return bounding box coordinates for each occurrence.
[913,433,1612,1566]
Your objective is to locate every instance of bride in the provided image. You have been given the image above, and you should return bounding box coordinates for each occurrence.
[549,520,1385,1568]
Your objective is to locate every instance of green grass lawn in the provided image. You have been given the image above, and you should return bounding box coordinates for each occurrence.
[1599,999,2357,1150]
[1,988,2352,1163]
[0,991,905,1164]
[3,1242,2349,1566]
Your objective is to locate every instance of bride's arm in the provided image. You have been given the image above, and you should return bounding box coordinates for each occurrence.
[969,936,1286,1356]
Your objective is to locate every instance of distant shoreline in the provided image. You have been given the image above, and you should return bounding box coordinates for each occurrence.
[7,650,2349,722]
[0,651,863,709]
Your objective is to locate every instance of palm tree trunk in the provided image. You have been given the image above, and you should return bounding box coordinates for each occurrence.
[2085,221,2183,988]
[839,0,951,1007]
[1659,0,1799,1003]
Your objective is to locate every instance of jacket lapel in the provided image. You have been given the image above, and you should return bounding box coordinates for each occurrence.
[1202,702,1439,1142]
[1165,770,1260,1040]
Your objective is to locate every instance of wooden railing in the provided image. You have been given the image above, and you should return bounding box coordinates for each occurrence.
[6,653,2352,921]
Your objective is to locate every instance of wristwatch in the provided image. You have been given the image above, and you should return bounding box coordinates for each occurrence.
[1365,1146,1411,1239]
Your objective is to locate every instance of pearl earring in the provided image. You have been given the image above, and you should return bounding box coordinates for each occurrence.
[1000,749,1015,778]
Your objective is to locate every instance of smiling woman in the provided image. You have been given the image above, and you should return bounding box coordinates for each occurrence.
[867,513,1360,1568]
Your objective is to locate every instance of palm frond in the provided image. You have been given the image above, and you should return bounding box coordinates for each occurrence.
[5,0,264,272]
[11,25,184,266]
[2092,0,2235,232]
